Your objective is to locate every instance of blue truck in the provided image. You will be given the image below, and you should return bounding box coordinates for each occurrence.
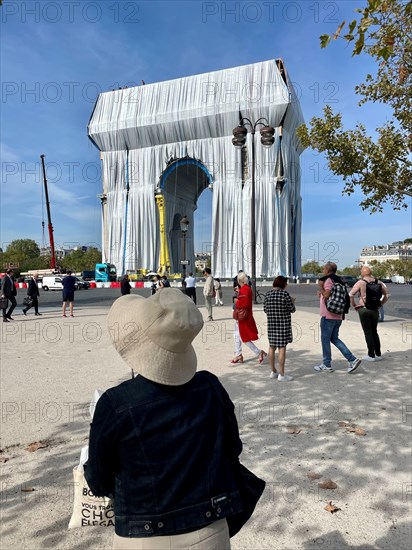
[95,263,117,283]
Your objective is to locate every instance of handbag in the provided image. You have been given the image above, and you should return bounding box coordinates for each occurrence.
[227,462,266,537]
[0,296,8,309]
[68,450,114,528]
[23,296,33,307]
[68,390,114,529]
[233,307,248,321]
[207,374,266,537]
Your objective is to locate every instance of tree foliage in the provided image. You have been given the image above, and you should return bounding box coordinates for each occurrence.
[341,266,361,277]
[297,0,412,212]
[61,248,102,272]
[301,261,322,274]
[0,239,102,276]
[369,258,412,278]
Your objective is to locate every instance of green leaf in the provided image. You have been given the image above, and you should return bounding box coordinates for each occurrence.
[353,33,365,55]
[377,46,392,61]
[320,34,332,48]
[359,17,373,32]
[348,19,357,34]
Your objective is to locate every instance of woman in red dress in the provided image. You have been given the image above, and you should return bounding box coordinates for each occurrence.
[231,272,267,364]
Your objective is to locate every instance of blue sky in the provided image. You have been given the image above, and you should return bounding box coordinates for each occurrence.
[1,0,410,268]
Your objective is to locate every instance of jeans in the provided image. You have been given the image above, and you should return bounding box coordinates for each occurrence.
[358,307,381,357]
[320,317,356,367]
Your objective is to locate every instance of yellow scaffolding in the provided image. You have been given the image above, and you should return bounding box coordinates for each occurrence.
[155,194,172,276]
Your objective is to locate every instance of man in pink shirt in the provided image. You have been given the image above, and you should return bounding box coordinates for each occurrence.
[314,262,361,374]
[349,266,388,361]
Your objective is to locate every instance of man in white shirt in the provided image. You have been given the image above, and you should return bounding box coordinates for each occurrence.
[185,272,197,304]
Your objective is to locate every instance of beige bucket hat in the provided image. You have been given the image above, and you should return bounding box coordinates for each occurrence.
[107,288,204,386]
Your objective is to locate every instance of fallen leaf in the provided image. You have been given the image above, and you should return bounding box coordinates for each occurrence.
[354,427,367,436]
[307,472,322,480]
[287,426,301,434]
[324,501,341,513]
[318,479,338,489]
[21,487,35,492]
[0,457,9,463]
[25,441,49,452]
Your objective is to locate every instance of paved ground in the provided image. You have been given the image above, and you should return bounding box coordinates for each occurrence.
[1,299,411,549]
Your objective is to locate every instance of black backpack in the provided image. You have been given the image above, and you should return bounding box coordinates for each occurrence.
[363,279,382,310]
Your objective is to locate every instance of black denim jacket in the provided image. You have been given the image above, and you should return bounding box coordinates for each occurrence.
[84,371,243,537]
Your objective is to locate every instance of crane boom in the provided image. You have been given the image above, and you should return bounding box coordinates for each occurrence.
[40,154,56,269]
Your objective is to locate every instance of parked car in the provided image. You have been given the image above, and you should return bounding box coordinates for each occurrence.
[75,277,90,290]
[380,278,392,284]
[41,276,64,291]
[340,276,358,287]
[81,270,95,281]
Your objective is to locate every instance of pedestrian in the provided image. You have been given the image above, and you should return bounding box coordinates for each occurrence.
[120,274,132,296]
[185,272,197,304]
[85,289,247,549]
[22,272,41,316]
[214,278,224,305]
[203,268,215,321]
[154,275,163,291]
[314,262,361,373]
[231,271,267,365]
[1,269,17,322]
[263,275,296,381]
[349,266,388,361]
[378,281,388,322]
[62,270,77,317]
[161,275,171,288]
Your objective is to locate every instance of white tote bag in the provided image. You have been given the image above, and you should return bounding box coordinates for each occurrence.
[68,390,114,528]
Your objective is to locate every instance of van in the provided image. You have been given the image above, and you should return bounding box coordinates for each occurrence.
[41,276,64,291]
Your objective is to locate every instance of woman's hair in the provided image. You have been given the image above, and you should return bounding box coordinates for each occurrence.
[237,271,248,285]
[273,275,288,289]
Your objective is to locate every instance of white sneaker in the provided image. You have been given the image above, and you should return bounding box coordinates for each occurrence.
[269,371,278,379]
[362,355,376,362]
[374,356,383,361]
[278,373,294,381]
[347,358,361,373]
[313,364,334,373]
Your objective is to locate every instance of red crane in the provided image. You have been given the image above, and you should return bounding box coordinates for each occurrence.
[40,155,56,269]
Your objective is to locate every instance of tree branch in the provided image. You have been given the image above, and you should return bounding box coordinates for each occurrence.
[396,156,412,167]
[363,175,412,198]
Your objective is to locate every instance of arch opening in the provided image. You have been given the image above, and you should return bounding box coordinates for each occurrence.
[157,158,213,275]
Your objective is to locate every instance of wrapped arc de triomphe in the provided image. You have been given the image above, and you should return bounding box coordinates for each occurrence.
[88,59,305,279]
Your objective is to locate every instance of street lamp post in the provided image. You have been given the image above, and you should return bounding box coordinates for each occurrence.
[180,215,189,286]
[232,118,275,303]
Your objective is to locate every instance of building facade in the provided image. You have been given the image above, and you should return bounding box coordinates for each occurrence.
[88,59,305,278]
[359,242,412,265]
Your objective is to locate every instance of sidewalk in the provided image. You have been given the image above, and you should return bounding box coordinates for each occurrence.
[1,303,411,549]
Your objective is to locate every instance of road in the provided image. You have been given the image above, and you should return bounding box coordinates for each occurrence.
[15,283,412,320]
